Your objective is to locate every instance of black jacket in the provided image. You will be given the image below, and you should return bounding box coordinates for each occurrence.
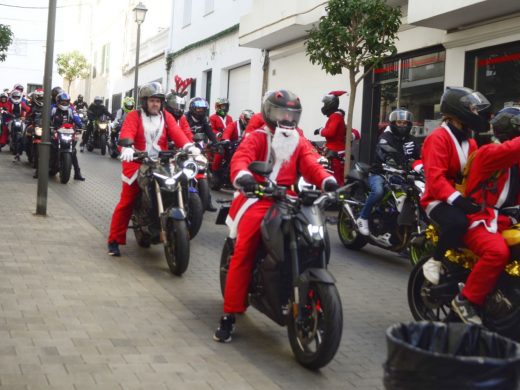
[186,113,217,143]
[74,100,88,110]
[87,103,111,120]
[370,127,421,174]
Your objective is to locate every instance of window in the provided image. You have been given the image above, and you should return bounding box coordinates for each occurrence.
[189,79,197,99]
[27,84,42,94]
[101,43,110,75]
[204,0,214,15]
[111,93,122,113]
[204,70,212,104]
[183,0,192,27]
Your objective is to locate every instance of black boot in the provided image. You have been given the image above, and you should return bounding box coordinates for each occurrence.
[74,172,85,181]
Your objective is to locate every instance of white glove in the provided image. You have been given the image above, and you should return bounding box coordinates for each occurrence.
[188,145,201,156]
[120,147,134,162]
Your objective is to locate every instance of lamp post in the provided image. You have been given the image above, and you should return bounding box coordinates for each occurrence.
[133,2,148,103]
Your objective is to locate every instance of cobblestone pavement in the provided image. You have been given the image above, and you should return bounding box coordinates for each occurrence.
[0,150,413,389]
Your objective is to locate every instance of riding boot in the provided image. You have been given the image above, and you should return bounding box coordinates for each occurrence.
[72,152,85,181]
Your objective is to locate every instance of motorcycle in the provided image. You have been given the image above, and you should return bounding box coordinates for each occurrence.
[408,210,520,342]
[192,133,211,211]
[217,161,344,369]
[208,140,239,191]
[49,124,77,184]
[109,122,121,159]
[25,112,43,168]
[77,108,88,129]
[336,161,429,264]
[87,114,110,155]
[129,149,202,275]
[9,116,24,156]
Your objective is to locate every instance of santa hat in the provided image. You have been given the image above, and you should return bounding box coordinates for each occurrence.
[327,90,348,97]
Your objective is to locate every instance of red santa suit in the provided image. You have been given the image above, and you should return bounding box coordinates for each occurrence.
[245,113,265,135]
[209,113,233,135]
[459,136,520,306]
[211,120,245,171]
[7,100,30,118]
[0,101,9,146]
[108,109,191,245]
[223,126,334,313]
[318,111,360,185]
[420,123,478,215]
[175,114,193,142]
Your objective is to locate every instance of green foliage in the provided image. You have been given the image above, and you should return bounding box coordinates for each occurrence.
[305,0,402,82]
[0,24,13,62]
[56,51,90,90]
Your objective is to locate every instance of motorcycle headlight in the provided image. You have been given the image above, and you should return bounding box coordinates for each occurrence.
[307,224,325,241]
[98,123,107,130]
[182,160,198,179]
[35,127,43,136]
[60,135,73,141]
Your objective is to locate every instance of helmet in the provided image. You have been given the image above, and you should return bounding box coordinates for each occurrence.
[215,98,229,116]
[389,109,414,137]
[13,83,24,93]
[490,107,520,143]
[165,93,185,117]
[94,96,103,105]
[262,89,302,130]
[440,87,490,133]
[139,82,165,113]
[51,86,63,103]
[189,97,209,121]
[239,109,254,129]
[77,94,83,102]
[32,88,44,107]
[321,94,339,116]
[122,96,135,113]
[56,92,71,110]
[10,90,22,104]
[0,92,7,102]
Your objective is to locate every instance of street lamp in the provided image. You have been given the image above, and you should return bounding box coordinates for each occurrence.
[133,2,148,103]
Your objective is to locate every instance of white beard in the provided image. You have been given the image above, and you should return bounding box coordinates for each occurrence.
[269,127,300,182]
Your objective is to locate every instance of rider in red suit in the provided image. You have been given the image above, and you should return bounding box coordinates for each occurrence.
[213,90,338,343]
[0,92,9,148]
[449,108,520,325]
[245,112,265,135]
[315,91,360,185]
[165,92,193,142]
[107,82,198,257]
[209,98,233,136]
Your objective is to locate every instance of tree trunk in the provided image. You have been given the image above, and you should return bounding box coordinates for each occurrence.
[344,69,357,178]
[66,79,71,93]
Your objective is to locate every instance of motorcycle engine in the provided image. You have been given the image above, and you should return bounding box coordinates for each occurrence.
[371,206,400,245]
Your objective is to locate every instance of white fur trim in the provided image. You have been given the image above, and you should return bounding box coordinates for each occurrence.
[441,123,470,172]
[226,197,259,239]
[233,170,252,189]
[121,171,139,185]
[425,200,441,217]
[447,191,461,205]
[321,177,336,190]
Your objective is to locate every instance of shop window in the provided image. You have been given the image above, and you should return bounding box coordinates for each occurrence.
[372,49,445,139]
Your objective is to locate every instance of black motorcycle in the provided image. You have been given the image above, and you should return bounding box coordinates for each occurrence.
[49,125,78,184]
[218,161,343,369]
[408,210,520,342]
[208,140,239,191]
[129,149,202,275]
[87,114,110,155]
[192,133,211,211]
[336,161,429,264]
[109,122,120,159]
[9,116,24,156]
[25,112,43,168]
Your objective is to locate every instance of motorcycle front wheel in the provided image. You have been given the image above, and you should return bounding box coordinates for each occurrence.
[187,192,203,239]
[100,135,107,156]
[59,153,72,184]
[164,219,190,276]
[287,282,343,370]
[198,178,211,211]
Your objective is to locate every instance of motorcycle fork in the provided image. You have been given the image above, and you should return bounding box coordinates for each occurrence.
[288,223,307,320]
[155,181,168,244]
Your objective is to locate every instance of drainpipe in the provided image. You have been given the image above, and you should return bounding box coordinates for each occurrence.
[261,49,270,99]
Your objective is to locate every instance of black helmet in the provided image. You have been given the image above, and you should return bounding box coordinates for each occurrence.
[239,109,254,129]
[94,96,103,105]
[262,90,302,129]
[490,107,520,143]
[165,92,185,117]
[56,92,71,110]
[389,109,413,137]
[440,87,490,133]
[189,97,209,121]
[321,94,339,116]
[77,94,83,102]
[32,88,44,107]
[51,86,63,103]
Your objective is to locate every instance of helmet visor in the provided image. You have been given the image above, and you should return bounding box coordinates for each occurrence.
[389,110,413,123]
[192,100,208,109]
[264,105,301,127]
[460,92,490,112]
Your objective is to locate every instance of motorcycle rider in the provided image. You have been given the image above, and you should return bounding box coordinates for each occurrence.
[209,98,233,135]
[314,91,361,186]
[12,83,28,104]
[213,89,338,343]
[211,109,254,173]
[107,82,199,257]
[81,96,112,152]
[0,92,9,149]
[356,109,421,236]
[73,94,88,110]
[164,92,193,141]
[447,107,520,325]
[112,96,134,130]
[7,89,31,161]
[421,87,489,285]
[25,89,44,175]
[42,92,85,181]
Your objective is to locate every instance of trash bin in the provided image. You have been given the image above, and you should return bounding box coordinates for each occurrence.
[383,321,520,390]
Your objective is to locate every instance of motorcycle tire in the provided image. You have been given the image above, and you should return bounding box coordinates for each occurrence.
[287,282,343,370]
[100,136,107,156]
[337,207,368,250]
[187,192,203,239]
[164,219,190,276]
[59,153,72,184]
[407,256,453,322]
[132,216,151,248]
[110,147,119,159]
[219,238,234,297]
[32,145,38,169]
[87,143,94,152]
[209,171,222,191]
[198,178,211,211]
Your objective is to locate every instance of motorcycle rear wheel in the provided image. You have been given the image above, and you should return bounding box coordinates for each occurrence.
[59,153,72,184]
[287,283,343,370]
[164,219,190,276]
[132,216,151,248]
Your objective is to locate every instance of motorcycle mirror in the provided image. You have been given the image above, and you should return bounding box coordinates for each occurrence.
[119,138,134,147]
[248,161,273,176]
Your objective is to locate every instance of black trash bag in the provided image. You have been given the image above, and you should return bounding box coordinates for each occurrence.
[384,322,520,390]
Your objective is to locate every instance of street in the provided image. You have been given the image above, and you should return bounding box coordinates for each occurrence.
[0,150,413,390]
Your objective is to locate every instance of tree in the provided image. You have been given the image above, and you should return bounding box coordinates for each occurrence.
[0,24,13,62]
[305,0,402,175]
[56,51,90,91]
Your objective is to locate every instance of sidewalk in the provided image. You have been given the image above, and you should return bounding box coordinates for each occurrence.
[0,155,278,390]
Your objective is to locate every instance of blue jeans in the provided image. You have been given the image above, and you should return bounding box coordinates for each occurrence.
[359,174,385,219]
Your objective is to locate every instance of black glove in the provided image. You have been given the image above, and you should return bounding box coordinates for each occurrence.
[386,158,397,166]
[323,179,339,192]
[314,128,321,136]
[236,174,257,193]
[453,196,480,214]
